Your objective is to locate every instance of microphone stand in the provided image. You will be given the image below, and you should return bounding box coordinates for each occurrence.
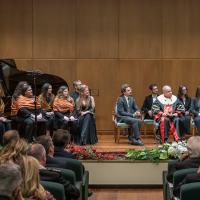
[33,72,37,140]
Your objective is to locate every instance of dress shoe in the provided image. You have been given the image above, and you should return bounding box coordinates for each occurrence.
[137,139,144,146]
[131,138,144,146]
[88,191,93,197]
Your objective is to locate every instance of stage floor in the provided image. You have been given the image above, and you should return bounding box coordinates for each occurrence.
[94,134,157,152]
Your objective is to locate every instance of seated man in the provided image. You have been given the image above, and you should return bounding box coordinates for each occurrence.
[141,83,159,119]
[28,143,80,200]
[116,83,143,146]
[152,85,184,143]
[0,163,23,200]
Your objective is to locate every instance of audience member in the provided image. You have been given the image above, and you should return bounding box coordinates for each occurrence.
[167,136,200,183]
[52,129,75,159]
[0,163,23,200]
[2,130,20,146]
[28,143,80,200]
[21,155,55,200]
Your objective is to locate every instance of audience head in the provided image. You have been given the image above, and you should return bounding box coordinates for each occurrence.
[187,136,200,158]
[178,85,188,98]
[52,129,71,148]
[28,143,46,166]
[0,138,29,164]
[21,155,46,200]
[0,163,22,199]
[149,83,158,95]
[73,80,82,92]
[12,81,28,100]
[41,83,53,96]
[195,85,200,98]
[121,83,132,96]
[35,135,54,157]
[162,85,172,98]
[3,130,20,146]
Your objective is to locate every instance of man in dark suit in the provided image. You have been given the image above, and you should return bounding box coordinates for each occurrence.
[141,83,159,119]
[52,129,76,159]
[116,83,144,146]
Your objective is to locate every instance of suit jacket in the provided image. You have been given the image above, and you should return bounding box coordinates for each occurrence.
[167,157,200,183]
[141,95,155,119]
[116,95,139,121]
[173,172,200,198]
[54,147,76,159]
[40,168,80,199]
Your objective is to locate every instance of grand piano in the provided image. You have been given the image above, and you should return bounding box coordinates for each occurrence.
[0,59,68,113]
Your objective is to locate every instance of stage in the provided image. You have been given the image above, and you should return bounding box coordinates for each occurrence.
[82,134,168,186]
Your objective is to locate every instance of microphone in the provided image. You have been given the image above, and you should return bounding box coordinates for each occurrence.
[27,70,43,75]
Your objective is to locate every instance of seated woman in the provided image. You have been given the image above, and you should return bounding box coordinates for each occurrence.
[21,155,54,200]
[0,94,11,144]
[177,85,192,137]
[191,86,200,135]
[53,86,77,137]
[76,84,98,145]
[38,83,55,136]
[14,84,46,142]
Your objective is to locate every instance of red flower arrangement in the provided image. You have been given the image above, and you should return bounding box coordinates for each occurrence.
[68,145,125,160]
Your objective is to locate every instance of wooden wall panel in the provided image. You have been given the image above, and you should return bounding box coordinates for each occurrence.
[0,0,32,58]
[77,60,119,130]
[163,0,200,58]
[162,60,200,96]
[77,0,118,58]
[119,0,162,58]
[118,60,163,107]
[33,0,76,58]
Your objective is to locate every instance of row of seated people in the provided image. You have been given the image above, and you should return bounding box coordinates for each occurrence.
[116,83,200,145]
[0,80,98,145]
[0,129,90,200]
[163,136,200,199]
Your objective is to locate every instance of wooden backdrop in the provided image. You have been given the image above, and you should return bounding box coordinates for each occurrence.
[0,0,200,133]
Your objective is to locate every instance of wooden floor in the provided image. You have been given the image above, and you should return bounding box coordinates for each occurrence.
[94,134,158,152]
[89,188,163,200]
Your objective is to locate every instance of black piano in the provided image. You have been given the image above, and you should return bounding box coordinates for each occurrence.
[0,59,68,113]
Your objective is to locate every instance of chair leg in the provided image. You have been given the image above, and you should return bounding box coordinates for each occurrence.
[114,126,117,143]
[144,123,147,137]
[117,128,120,143]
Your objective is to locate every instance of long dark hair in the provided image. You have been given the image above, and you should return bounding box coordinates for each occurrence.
[41,83,52,97]
[12,81,28,100]
[195,86,200,99]
[177,85,188,99]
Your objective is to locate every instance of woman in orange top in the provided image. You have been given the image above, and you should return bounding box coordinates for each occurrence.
[53,85,78,137]
[15,84,46,142]
[38,83,55,136]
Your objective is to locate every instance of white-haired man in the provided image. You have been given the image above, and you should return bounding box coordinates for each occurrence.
[152,85,184,143]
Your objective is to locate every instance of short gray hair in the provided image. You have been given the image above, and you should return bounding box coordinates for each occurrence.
[0,163,22,197]
[187,136,200,158]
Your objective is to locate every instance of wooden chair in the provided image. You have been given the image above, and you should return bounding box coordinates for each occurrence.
[112,105,131,143]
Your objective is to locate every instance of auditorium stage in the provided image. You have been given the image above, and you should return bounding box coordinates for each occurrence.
[93,134,158,152]
[82,134,168,186]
